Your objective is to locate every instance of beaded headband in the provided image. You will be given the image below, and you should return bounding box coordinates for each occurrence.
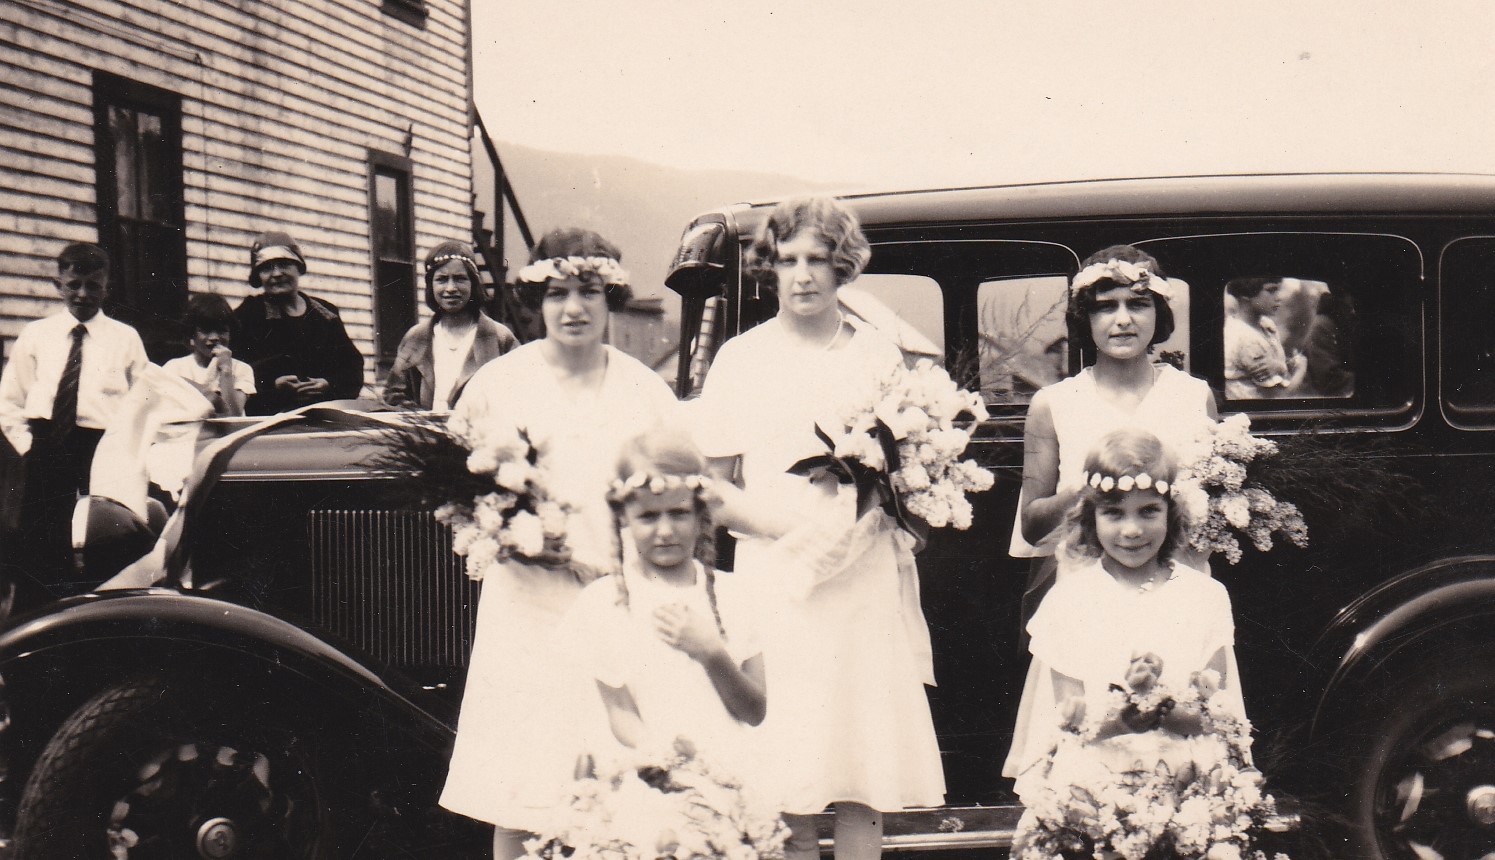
[1083,470,1171,495]
[515,255,630,287]
[607,471,712,504]
[1072,258,1173,301]
[428,252,477,272]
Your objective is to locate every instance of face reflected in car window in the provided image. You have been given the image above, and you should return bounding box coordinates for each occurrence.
[1223,277,1354,401]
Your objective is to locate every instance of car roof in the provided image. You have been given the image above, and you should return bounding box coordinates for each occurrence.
[717,172,1495,232]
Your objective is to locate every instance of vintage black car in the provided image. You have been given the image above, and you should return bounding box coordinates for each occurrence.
[0,173,1493,859]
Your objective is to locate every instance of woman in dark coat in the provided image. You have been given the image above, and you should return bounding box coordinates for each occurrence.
[382,241,518,410]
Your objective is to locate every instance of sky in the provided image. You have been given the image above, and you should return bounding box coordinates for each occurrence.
[470,1,1495,190]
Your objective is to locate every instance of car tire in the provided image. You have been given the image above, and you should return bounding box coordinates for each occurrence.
[11,676,336,859]
[1340,661,1495,860]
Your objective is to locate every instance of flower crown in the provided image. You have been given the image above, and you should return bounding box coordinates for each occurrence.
[1083,469,1172,495]
[515,255,630,287]
[428,252,476,272]
[1072,258,1173,301]
[607,471,713,504]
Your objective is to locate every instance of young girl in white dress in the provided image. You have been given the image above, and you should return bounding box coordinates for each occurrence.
[563,428,766,780]
[1012,427,1246,797]
[1004,245,1219,779]
[692,197,944,860]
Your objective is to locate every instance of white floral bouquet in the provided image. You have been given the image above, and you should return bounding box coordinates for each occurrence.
[1014,657,1289,860]
[524,738,790,860]
[429,412,572,579]
[792,358,995,536]
[1171,414,1309,565]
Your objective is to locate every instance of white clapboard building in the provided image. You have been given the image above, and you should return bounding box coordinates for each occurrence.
[1,0,488,385]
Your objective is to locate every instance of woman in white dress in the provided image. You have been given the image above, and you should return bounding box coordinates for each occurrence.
[1223,276,1307,400]
[692,197,944,860]
[1004,245,1219,779]
[439,229,679,859]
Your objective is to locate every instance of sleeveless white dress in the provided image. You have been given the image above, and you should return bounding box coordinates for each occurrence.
[1003,363,1217,778]
[691,317,946,813]
[439,343,679,831]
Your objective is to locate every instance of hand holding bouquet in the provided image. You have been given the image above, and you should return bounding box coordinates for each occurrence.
[791,359,995,539]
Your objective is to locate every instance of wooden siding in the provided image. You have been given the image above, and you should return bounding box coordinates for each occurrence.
[0,0,475,389]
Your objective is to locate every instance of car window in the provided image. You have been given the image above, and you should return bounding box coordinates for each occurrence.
[1135,232,1421,419]
[1439,237,1495,426]
[842,274,945,360]
[976,276,1069,403]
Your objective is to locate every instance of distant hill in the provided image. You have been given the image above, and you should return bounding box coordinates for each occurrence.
[479,142,842,302]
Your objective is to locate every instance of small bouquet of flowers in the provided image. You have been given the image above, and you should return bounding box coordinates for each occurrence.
[1171,414,1309,565]
[524,738,790,860]
[791,359,995,537]
[1014,657,1288,860]
[433,411,571,579]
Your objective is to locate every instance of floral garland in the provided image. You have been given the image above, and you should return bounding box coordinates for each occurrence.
[1072,258,1174,301]
[434,411,573,578]
[1015,657,1289,860]
[516,255,630,287]
[790,358,995,535]
[1171,414,1309,565]
[608,472,713,505]
[524,737,789,860]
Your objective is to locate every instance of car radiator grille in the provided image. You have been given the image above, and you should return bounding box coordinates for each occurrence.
[308,510,479,670]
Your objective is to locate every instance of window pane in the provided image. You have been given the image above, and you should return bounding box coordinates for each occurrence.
[109,106,139,220]
[977,276,1069,404]
[1136,233,1419,413]
[842,274,944,360]
[1441,238,1495,421]
[372,172,400,257]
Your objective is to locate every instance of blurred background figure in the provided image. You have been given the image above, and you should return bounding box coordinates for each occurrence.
[1223,277,1306,399]
[1298,286,1356,399]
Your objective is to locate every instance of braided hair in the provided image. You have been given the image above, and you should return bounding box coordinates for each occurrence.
[607,427,725,637]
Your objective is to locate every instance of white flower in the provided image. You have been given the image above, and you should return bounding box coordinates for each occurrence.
[504,511,546,557]
[1221,494,1252,529]
[1118,475,1135,492]
[466,447,499,475]
[1100,476,1115,492]
[495,461,533,493]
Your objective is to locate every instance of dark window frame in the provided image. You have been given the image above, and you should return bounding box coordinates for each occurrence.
[92,71,188,362]
[381,0,427,28]
[367,150,417,374]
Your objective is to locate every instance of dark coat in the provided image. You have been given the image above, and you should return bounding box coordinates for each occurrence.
[381,314,517,410]
[232,293,366,415]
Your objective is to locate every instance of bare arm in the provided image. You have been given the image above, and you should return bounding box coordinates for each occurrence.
[597,681,647,749]
[1019,391,1077,545]
[654,603,767,726]
[704,455,798,541]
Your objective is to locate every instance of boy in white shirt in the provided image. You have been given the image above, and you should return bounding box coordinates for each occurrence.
[161,294,255,417]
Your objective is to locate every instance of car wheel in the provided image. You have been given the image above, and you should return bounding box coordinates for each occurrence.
[12,677,334,859]
[1343,665,1495,860]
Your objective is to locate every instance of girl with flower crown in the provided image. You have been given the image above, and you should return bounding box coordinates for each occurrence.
[1004,244,1220,779]
[439,229,680,859]
[690,197,944,860]
[1010,428,1247,785]
[561,427,766,781]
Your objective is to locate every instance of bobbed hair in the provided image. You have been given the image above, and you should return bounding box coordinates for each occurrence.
[608,426,716,569]
[1062,428,1186,565]
[1067,244,1176,353]
[1225,276,1277,300]
[513,227,632,312]
[743,197,872,290]
[182,292,234,333]
[423,240,487,319]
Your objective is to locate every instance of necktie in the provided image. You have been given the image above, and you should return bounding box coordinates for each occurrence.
[51,324,86,438]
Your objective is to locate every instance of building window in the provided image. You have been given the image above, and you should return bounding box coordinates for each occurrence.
[93,72,187,361]
[369,152,416,373]
[381,0,427,28]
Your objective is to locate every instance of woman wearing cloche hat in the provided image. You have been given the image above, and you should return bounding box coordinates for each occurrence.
[231,229,366,414]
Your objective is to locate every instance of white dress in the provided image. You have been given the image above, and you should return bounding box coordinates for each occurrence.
[1003,364,1217,778]
[562,562,763,782]
[1224,316,1290,399]
[1013,558,1246,795]
[439,343,680,830]
[691,317,946,813]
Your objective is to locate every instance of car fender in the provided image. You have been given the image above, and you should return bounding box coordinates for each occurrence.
[1310,555,1495,734]
[0,588,452,752]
